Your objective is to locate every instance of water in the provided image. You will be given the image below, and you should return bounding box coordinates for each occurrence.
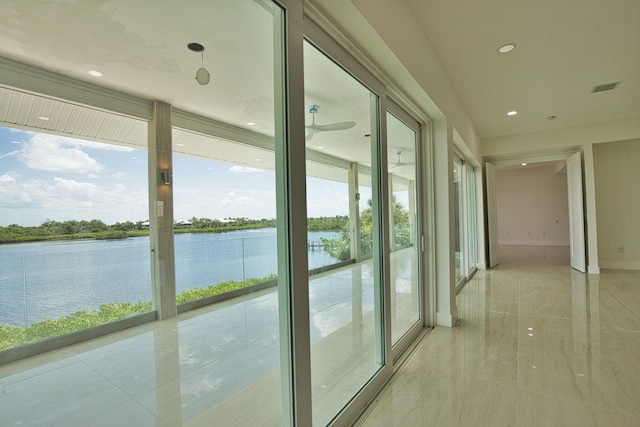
[0,229,338,326]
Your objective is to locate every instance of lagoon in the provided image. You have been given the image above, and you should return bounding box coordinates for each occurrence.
[0,228,338,326]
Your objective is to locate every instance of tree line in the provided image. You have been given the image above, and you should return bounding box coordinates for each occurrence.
[0,215,349,244]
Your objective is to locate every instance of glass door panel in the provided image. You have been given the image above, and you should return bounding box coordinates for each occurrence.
[304,40,383,425]
[454,159,464,282]
[466,166,477,274]
[387,112,420,345]
[164,1,285,424]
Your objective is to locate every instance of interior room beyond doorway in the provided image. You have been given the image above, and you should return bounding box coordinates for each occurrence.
[495,161,570,265]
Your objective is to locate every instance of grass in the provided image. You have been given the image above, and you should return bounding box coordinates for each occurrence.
[0,275,276,352]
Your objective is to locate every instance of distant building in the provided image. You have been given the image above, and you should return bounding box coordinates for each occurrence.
[174,219,193,228]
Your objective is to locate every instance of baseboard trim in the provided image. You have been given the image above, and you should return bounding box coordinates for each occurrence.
[599,261,640,271]
[436,311,457,327]
[498,241,570,247]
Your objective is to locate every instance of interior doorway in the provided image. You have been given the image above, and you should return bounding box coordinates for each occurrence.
[489,160,573,266]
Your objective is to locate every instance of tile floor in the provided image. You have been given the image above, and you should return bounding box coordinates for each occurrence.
[3,262,637,426]
[357,263,640,427]
[0,254,395,426]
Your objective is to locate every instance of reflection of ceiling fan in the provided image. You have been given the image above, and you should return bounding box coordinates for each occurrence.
[390,150,415,168]
[306,105,356,141]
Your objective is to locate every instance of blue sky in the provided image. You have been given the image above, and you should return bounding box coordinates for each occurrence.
[0,126,354,226]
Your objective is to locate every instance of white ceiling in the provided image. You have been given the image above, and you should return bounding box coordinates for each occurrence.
[0,0,386,183]
[2,0,636,155]
[407,0,640,138]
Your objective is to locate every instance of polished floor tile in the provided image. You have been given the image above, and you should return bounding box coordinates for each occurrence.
[1,250,418,427]
[358,264,640,426]
[4,261,637,426]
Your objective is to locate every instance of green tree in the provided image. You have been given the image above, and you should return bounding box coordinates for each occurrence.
[320,196,411,261]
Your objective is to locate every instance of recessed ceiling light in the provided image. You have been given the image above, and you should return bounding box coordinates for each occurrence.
[88,70,103,77]
[176,143,185,147]
[38,116,50,121]
[247,121,256,126]
[255,158,262,162]
[507,110,518,116]
[521,163,528,166]
[317,146,324,149]
[498,43,516,54]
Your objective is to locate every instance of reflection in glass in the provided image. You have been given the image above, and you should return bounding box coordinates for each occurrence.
[165,1,285,423]
[466,166,477,273]
[304,40,382,425]
[454,159,464,282]
[0,127,150,351]
[171,147,279,304]
[387,112,420,344]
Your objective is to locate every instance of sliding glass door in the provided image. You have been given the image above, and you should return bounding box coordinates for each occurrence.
[454,157,478,283]
[466,166,478,275]
[454,158,464,282]
[387,112,421,345]
[303,40,384,425]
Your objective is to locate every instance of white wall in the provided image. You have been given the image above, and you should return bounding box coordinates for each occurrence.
[495,163,570,264]
[496,163,570,246]
[483,116,640,273]
[593,139,640,270]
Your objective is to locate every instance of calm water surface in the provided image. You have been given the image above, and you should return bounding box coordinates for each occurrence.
[0,229,337,326]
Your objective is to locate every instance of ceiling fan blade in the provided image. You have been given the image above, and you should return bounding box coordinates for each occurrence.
[389,161,415,168]
[306,121,356,132]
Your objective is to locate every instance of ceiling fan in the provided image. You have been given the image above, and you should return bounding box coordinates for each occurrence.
[390,150,415,168]
[306,105,356,141]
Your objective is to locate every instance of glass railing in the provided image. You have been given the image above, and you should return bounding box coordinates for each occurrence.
[1,229,341,353]
[0,238,152,352]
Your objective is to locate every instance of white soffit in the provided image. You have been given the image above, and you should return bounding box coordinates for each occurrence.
[0,86,147,148]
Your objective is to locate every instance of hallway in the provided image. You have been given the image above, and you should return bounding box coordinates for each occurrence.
[358,263,640,426]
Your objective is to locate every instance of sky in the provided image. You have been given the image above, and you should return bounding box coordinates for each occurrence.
[0,126,357,226]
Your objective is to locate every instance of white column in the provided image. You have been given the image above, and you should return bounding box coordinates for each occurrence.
[583,143,600,274]
[408,179,416,246]
[433,119,457,326]
[148,101,176,320]
[349,162,362,262]
[388,172,395,250]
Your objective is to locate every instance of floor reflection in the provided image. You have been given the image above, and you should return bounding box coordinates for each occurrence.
[0,248,418,426]
[359,263,640,426]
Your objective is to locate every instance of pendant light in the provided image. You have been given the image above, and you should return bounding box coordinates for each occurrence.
[188,42,210,86]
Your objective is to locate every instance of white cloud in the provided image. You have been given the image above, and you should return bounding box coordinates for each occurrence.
[30,133,134,152]
[52,177,100,200]
[0,175,148,226]
[228,165,264,174]
[12,133,135,175]
[0,149,19,159]
[0,171,18,184]
[221,191,255,207]
[18,136,105,174]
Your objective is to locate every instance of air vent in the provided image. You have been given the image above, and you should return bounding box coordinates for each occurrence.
[591,81,621,93]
